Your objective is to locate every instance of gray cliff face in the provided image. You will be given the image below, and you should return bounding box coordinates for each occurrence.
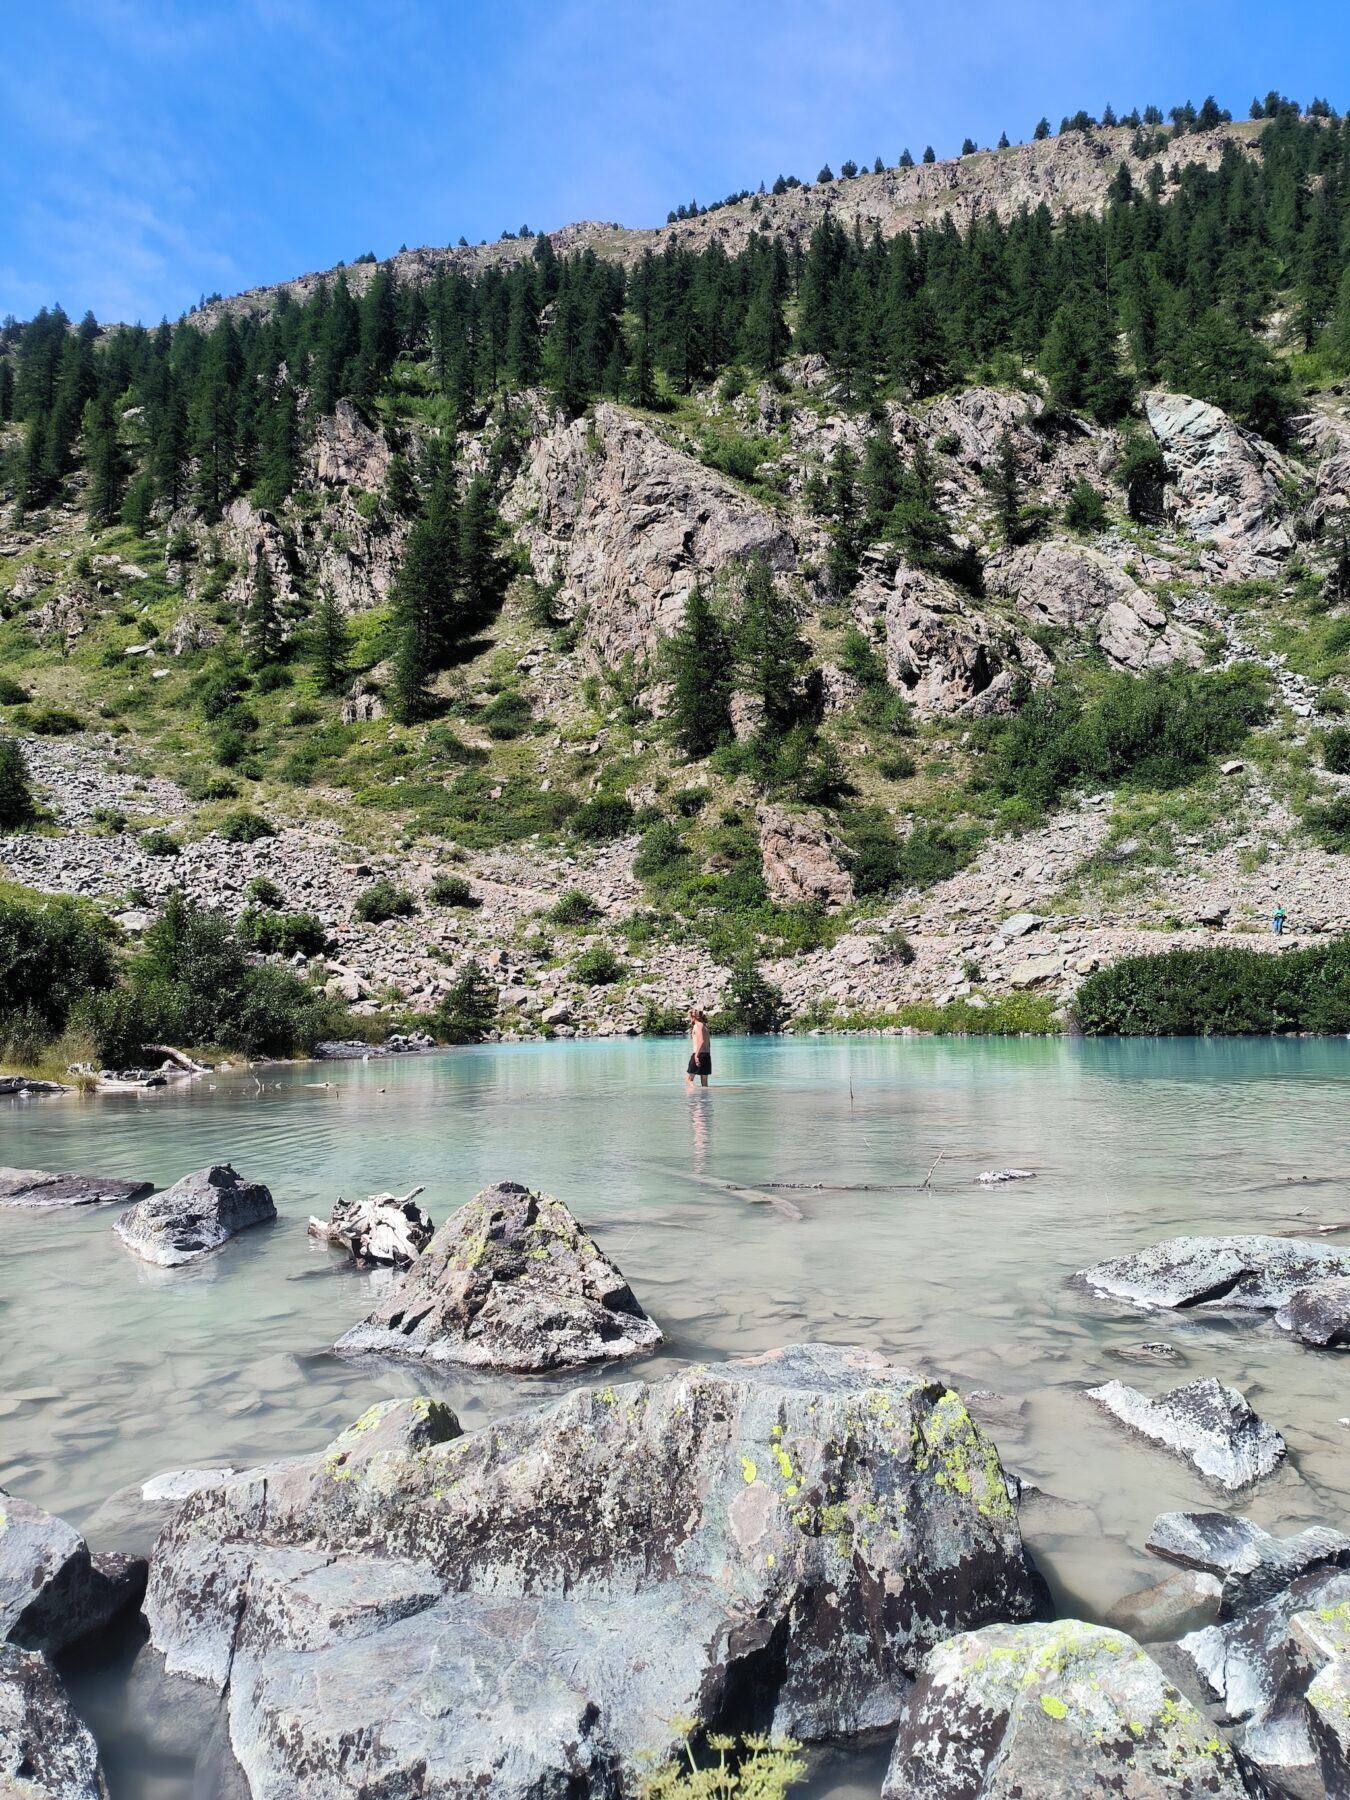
[145,1347,1044,1796]
[1143,389,1293,568]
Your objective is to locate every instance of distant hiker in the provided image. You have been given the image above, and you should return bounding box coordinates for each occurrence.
[685,1007,712,1088]
[1273,902,1287,937]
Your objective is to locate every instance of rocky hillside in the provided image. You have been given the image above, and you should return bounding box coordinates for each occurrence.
[2,111,1350,1057]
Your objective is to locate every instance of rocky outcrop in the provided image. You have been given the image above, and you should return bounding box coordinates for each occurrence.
[1076,1234,1350,1313]
[1147,1511,1350,1619]
[25,581,99,644]
[313,400,390,492]
[113,1165,276,1267]
[506,401,795,665]
[0,1644,107,1800]
[310,494,407,614]
[308,1187,433,1267]
[1275,1278,1350,1348]
[853,563,1050,718]
[882,1618,1250,1798]
[756,804,854,910]
[1143,390,1292,565]
[991,541,1203,670]
[145,1348,1044,1795]
[1294,1597,1350,1795]
[1,1488,145,1658]
[1087,1377,1285,1491]
[335,1180,661,1368]
[1299,405,1350,525]
[0,1169,151,1210]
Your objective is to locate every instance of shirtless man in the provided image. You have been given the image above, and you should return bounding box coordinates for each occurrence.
[685,1007,712,1088]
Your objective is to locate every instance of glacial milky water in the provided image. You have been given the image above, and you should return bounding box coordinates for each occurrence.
[2,1034,1349,1798]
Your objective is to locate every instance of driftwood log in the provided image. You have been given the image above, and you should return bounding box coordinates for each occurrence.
[308,1187,433,1267]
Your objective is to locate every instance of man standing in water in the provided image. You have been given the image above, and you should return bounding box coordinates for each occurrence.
[685,1007,712,1088]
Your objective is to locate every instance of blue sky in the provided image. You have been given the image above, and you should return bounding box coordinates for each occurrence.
[1,0,1345,325]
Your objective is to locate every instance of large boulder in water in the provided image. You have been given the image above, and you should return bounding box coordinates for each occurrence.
[144,1346,1045,1796]
[1,1488,146,1658]
[1087,1377,1286,1492]
[1075,1235,1350,1314]
[0,1643,108,1800]
[334,1180,661,1369]
[1275,1278,1350,1349]
[0,1168,151,1210]
[881,1618,1252,1798]
[113,1165,276,1267]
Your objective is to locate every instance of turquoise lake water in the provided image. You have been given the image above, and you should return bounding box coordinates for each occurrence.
[3,1034,1348,1796]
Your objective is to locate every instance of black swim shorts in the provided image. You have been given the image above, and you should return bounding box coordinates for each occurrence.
[687,1051,712,1076]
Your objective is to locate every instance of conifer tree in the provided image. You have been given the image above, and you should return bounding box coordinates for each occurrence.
[0,737,37,831]
[85,388,126,529]
[922,146,936,163]
[311,585,351,694]
[246,544,286,667]
[988,430,1024,545]
[737,553,806,733]
[825,441,863,593]
[664,581,733,757]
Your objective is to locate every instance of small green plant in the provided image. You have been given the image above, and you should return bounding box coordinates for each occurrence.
[1322,726,1350,774]
[28,707,83,736]
[180,769,240,802]
[89,806,127,834]
[216,809,276,843]
[879,929,916,965]
[237,908,328,958]
[353,879,418,923]
[246,875,284,907]
[633,820,689,883]
[428,873,479,907]
[1064,480,1107,531]
[140,830,181,857]
[570,793,635,841]
[1303,793,1350,851]
[481,690,534,740]
[640,1731,805,1800]
[877,749,916,781]
[638,998,686,1035]
[548,888,600,925]
[0,676,31,705]
[573,943,625,985]
[671,785,710,816]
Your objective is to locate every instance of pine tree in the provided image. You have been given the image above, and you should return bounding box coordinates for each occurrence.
[85,389,126,529]
[0,737,36,831]
[922,146,936,163]
[245,544,285,667]
[121,472,155,539]
[898,148,914,169]
[825,441,863,593]
[737,553,806,733]
[862,421,904,533]
[311,585,351,694]
[1033,118,1051,141]
[457,472,507,631]
[152,385,188,508]
[663,582,734,757]
[988,430,1024,544]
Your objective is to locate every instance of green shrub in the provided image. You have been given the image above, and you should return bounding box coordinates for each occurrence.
[89,806,127,834]
[879,929,916,965]
[216,809,276,844]
[877,750,917,781]
[0,739,37,830]
[433,957,498,1043]
[715,956,783,1033]
[481,690,534,740]
[213,721,254,767]
[641,1732,804,1800]
[571,793,635,841]
[1064,481,1107,531]
[1322,726,1350,774]
[0,677,31,705]
[196,668,250,722]
[633,820,688,883]
[253,665,292,694]
[1303,793,1350,851]
[180,769,239,802]
[573,943,625,985]
[427,873,479,907]
[894,822,981,888]
[140,830,181,857]
[638,999,686,1035]
[246,876,284,906]
[353,879,417,923]
[548,888,599,925]
[671,786,710,816]
[237,907,328,958]
[28,707,82,736]
[0,892,116,1035]
[1074,939,1350,1035]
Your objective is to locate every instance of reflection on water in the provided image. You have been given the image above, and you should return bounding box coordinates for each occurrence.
[3,1034,1349,1797]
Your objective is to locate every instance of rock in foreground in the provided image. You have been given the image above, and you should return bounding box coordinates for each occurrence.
[145,1346,1045,1796]
[0,1167,152,1210]
[882,1618,1250,1798]
[1076,1234,1350,1313]
[0,1644,107,1800]
[1275,1278,1350,1349]
[1147,1511,1350,1619]
[1,1488,146,1658]
[113,1165,275,1267]
[1087,1377,1285,1491]
[334,1179,660,1369]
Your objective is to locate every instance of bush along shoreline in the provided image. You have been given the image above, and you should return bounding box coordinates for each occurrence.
[1073,937,1350,1035]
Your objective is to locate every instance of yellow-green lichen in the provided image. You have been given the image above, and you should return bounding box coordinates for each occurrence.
[1040,1694,1068,1720]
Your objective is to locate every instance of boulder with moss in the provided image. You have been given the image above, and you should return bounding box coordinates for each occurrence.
[0,1644,108,1800]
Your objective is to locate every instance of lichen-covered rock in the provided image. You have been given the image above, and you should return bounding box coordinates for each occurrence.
[990,541,1202,671]
[1087,1378,1285,1491]
[1180,1567,1350,1798]
[1,1489,146,1658]
[881,1618,1250,1798]
[113,1165,276,1267]
[313,399,390,492]
[1147,1511,1350,1620]
[1275,1278,1350,1348]
[1143,390,1292,565]
[756,804,854,910]
[1292,1598,1350,1795]
[854,563,1050,718]
[145,1348,1045,1796]
[507,400,795,665]
[334,1180,661,1369]
[0,1644,107,1800]
[1076,1234,1350,1314]
[0,1168,151,1210]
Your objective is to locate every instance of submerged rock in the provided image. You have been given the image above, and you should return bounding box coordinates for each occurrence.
[881,1618,1250,1798]
[1087,1377,1286,1491]
[0,1643,107,1800]
[1147,1511,1350,1619]
[0,1488,146,1658]
[1075,1234,1350,1313]
[0,1168,152,1210]
[113,1165,276,1267]
[1275,1278,1350,1349]
[145,1346,1045,1796]
[334,1180,661,1369]
[308,1187,433,1267]
[1103,1569,1224,1643]
[1180,1566,1350,1797]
